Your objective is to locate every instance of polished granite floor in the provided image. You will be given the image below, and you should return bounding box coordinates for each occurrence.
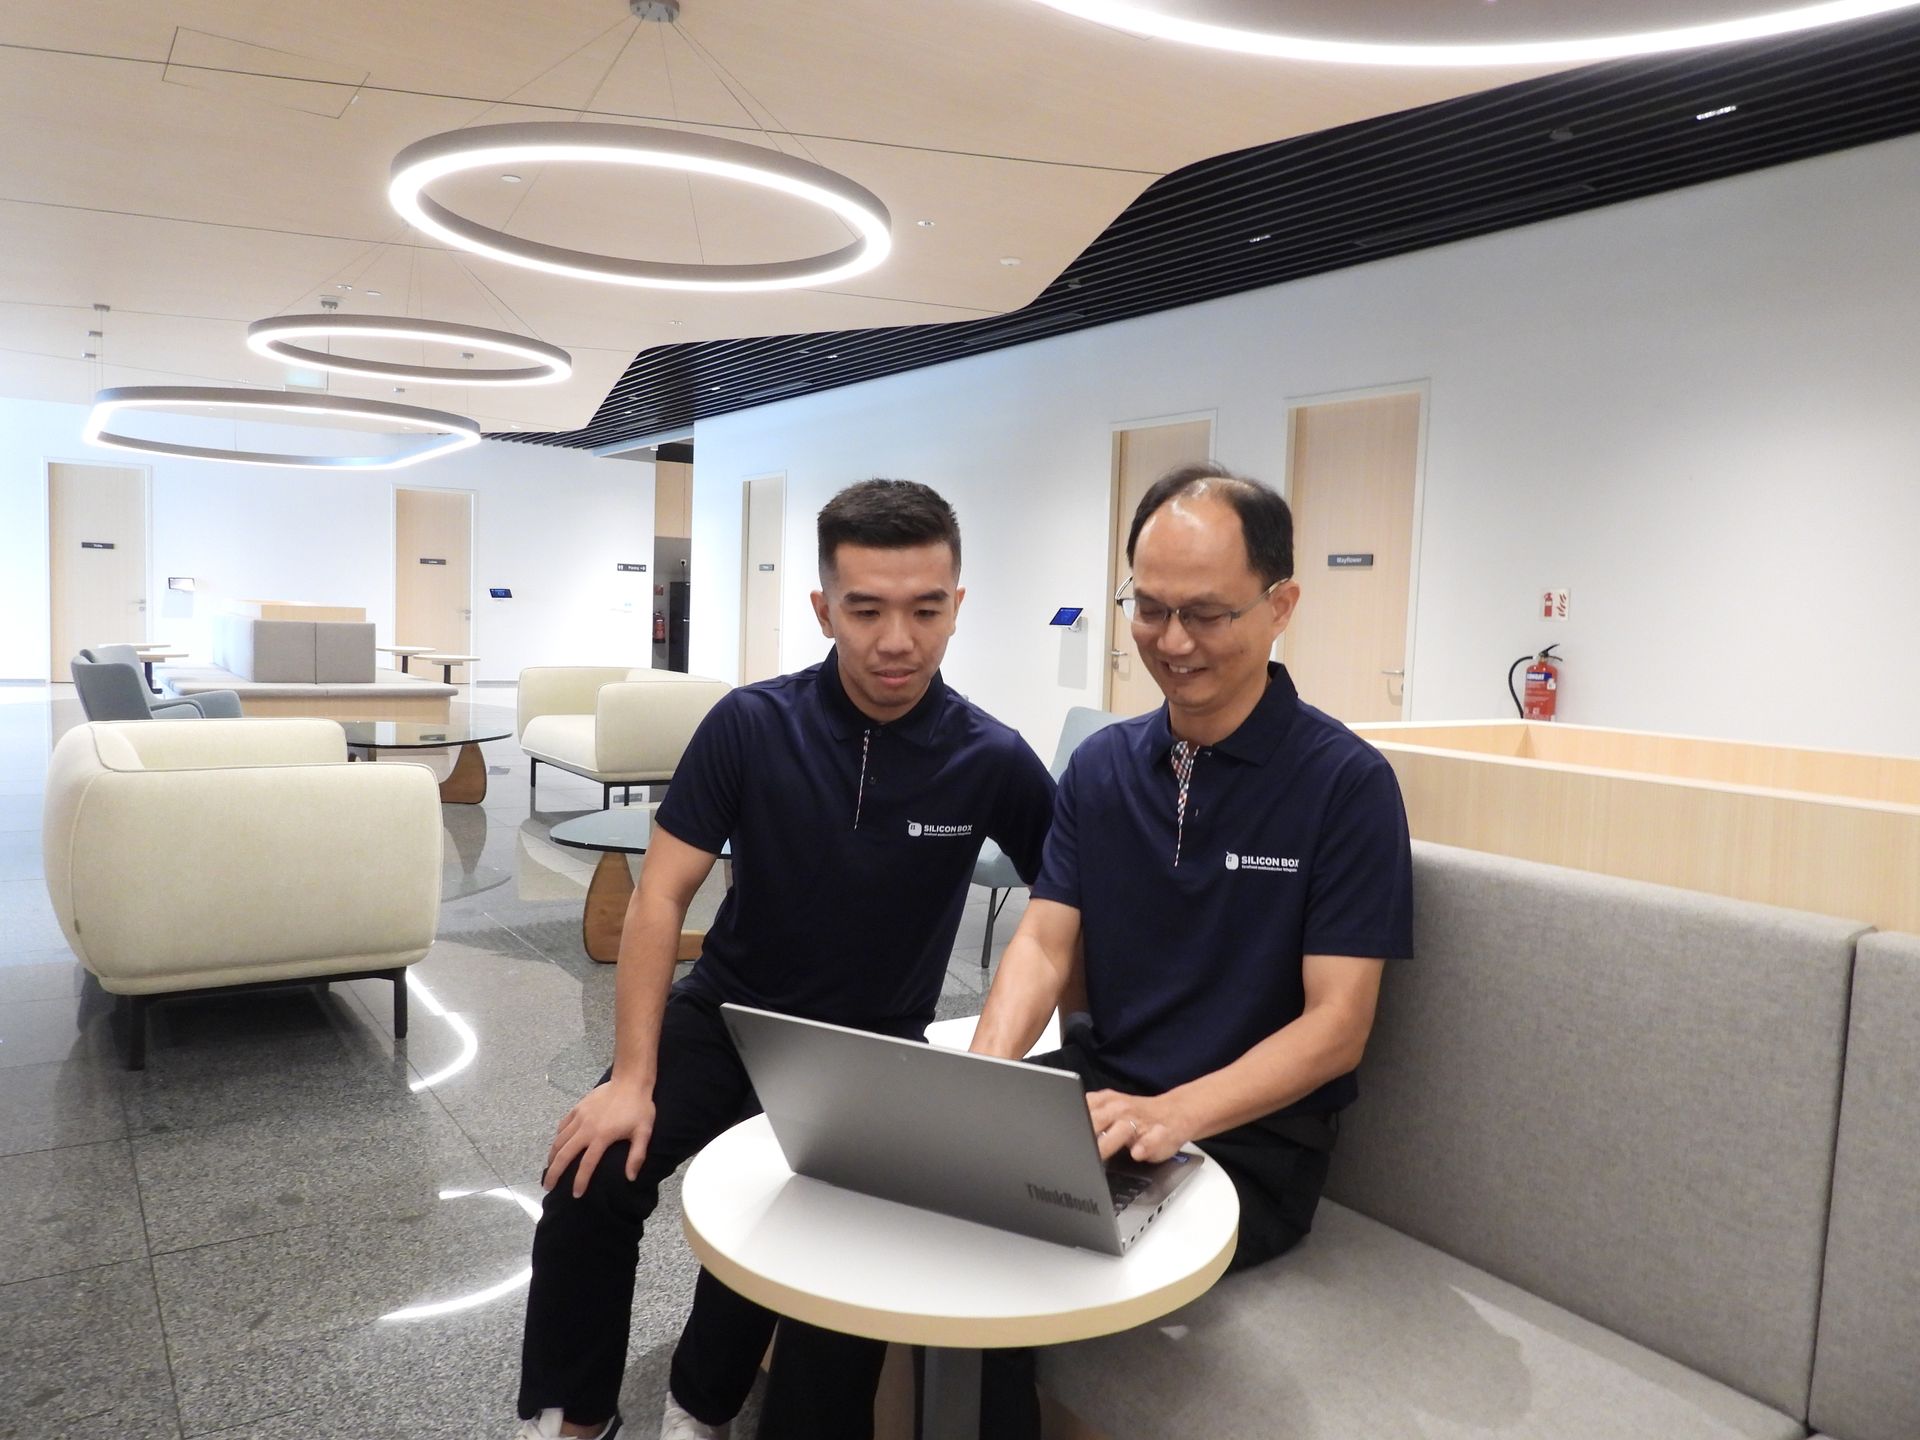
[0,683,1026,1439]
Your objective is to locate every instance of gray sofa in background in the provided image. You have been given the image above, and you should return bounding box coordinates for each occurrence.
[211,613,375,683]
[1806,931,1920,1440]
[1041,843,1916,1440]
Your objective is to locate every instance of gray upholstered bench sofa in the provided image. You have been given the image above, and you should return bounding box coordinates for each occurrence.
[164,615,454,717]
[1040,843,1918,1440]
[213,613,375,682]
[162,664,455,718]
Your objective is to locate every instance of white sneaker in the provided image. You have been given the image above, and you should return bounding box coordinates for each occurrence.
[516,1410,622,1439]
[659,1395,729,1440]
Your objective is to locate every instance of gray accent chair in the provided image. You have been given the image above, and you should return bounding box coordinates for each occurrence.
[71,655,242,721]
[79,643,155,692]
[970,705,1123,968]
[80,643,144,666]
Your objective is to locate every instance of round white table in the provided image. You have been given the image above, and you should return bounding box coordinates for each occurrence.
[376,643,436,674]
[681,1113,1239,1439]
[416,651,479,683]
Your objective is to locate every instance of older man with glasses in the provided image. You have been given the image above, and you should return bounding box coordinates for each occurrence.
[970,460,1415,1436]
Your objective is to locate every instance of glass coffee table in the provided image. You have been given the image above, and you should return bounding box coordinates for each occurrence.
[338,716,513,805]
[550,805,731,964]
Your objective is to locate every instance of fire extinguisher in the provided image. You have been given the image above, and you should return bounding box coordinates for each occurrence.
[653,611,667,644]
[1508,644,1562,721]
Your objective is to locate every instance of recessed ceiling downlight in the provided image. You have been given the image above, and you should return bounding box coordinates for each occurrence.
[387,122,893,292]
[84,387,481,470]
[1027,0,1920,66]
[246,315,572,387]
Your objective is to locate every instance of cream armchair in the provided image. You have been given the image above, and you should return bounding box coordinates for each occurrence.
[517,666,730,808]
[43,719,443,1068]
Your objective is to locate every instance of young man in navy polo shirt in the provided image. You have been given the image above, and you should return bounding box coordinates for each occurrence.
[973,461,1414,1435]
[512,480,1056,1440]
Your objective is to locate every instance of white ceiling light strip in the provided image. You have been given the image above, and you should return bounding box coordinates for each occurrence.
[1027,0,1920,66]
[246,314,572,387]
[387,121,893,293]
[84,386,480,470]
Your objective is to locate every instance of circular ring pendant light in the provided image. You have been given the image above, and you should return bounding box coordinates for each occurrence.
[84,387,481,470]
[1026,0,1920,65]
[388,122,893,292]
[246,314,572,387]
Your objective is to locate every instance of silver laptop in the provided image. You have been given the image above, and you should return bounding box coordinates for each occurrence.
[720,1003,1203,1256]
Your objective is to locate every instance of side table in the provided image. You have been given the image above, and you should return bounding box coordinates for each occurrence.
[337,716,512,804]
[416,651,479,683]
[377,644,436,675]
[681,1113,1238,1440]
[549,805,730,964]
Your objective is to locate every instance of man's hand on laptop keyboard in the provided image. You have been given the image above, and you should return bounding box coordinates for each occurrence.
[1087,1088,1193,1165]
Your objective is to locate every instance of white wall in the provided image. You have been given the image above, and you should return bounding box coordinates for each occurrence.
[689,132,1920,757]
[0,398,655,681]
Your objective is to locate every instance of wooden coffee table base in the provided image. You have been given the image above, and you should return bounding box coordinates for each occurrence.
[582,850,704,965]
[348,741,490,804]
[440,742,488,804]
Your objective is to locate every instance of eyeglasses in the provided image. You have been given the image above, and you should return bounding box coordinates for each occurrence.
[1115,576,1286,633]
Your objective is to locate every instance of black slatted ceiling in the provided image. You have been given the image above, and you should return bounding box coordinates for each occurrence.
[507,11,1920,450]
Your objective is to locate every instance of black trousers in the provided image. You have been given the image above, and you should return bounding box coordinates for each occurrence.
[975,1041,1339,1439]
[516,988,891,1437]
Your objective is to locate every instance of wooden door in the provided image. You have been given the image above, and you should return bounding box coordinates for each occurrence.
[394,487,473,679]
[49,461,147,669]
[1106,419,1212,716]
[740,473,784,684]
[654,460,693,540]
[1284,391,1421,722]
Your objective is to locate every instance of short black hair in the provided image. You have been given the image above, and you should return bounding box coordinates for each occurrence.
[1125,461,1293,585]
[817,479,962,580]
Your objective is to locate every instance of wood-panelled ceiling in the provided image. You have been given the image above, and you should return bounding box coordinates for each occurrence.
[506,9,1920,450]
[0,0,1560,434]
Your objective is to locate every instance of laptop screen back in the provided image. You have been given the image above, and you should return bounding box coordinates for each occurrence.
[721,1004,1130,1253]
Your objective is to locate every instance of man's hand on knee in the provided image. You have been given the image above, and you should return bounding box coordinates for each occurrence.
[543,1077,657,1197]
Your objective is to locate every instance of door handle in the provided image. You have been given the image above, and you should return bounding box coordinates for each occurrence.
[1380,668,1404,676]
[1109,650,1126,659]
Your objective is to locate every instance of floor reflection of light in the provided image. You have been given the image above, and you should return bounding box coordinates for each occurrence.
[405,970,479,1092]
[379,1186,544,1323]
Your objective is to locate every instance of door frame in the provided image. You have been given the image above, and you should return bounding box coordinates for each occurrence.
[390,483,478,664]
[739,471,787,685]
[45,456,152,678]
[1280,380,1430,721]
[1103,410,1217,712]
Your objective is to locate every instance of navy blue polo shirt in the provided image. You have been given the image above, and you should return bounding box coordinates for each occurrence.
[655,647,1055,1035]
[1031,663,1412,1113]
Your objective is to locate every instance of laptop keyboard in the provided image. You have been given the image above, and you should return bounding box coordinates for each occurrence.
[1107,1170,1153,1214]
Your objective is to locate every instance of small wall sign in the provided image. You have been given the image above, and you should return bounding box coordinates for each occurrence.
[81,541,116,550]
[758,563,776,572]
[1328,553,1374,568]
[419,557,447,565]
[617,563,646,572]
